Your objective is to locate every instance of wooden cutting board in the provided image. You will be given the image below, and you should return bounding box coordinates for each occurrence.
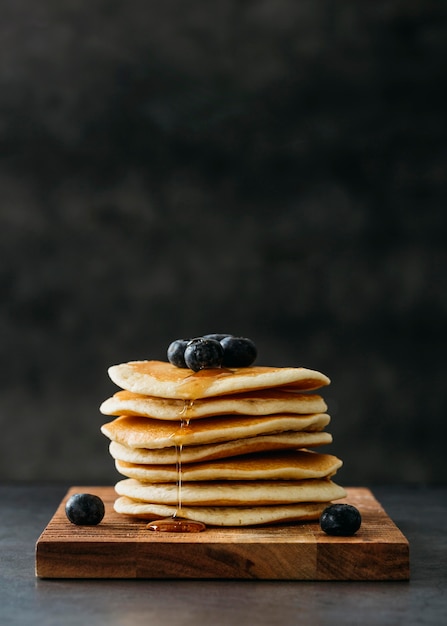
[35,486,409,580]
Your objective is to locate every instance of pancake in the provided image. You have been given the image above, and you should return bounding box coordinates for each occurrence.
[114,450,343,482]
[107,360,330,399]
[114,496,328,525]
[115,477,347,506]
[108,430,333,464]
[101,413,331,449]
[100,388,327,420]
[102,353,345,528]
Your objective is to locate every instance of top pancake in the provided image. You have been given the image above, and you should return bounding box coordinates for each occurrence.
[107,360,330,399]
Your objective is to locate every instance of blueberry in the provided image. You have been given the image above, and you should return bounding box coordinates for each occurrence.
[184,338,224,372]
[167,338,191,368]
[65,493,105,526]
[320,504,362,536]
[220,336,257,367]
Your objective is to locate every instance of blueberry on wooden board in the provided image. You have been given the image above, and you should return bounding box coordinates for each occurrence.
[220,336,257,367]
[320,504,362,536]
[65,493,105,526]
[184,337,224,371]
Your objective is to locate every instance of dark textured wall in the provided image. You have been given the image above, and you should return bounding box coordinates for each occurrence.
[1,1,446,485]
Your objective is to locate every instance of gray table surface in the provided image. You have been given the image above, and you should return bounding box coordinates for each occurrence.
[1,484,446,626]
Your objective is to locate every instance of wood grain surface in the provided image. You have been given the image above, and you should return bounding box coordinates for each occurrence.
[35,487,410,580]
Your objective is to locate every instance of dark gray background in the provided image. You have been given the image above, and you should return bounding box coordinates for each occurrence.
[1,1,446,486]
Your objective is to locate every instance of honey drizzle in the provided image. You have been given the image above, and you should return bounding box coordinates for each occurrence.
[177,367,232,400]
[174,440,183,517]
[180,398,194,416]
[147,399,205,533]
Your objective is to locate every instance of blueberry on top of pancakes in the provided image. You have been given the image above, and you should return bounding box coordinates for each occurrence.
[184,338,224,372]
[220,336,257,367]
[168,334,257,371]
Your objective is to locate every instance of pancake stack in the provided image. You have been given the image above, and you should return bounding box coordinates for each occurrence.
[100,359,346,526]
